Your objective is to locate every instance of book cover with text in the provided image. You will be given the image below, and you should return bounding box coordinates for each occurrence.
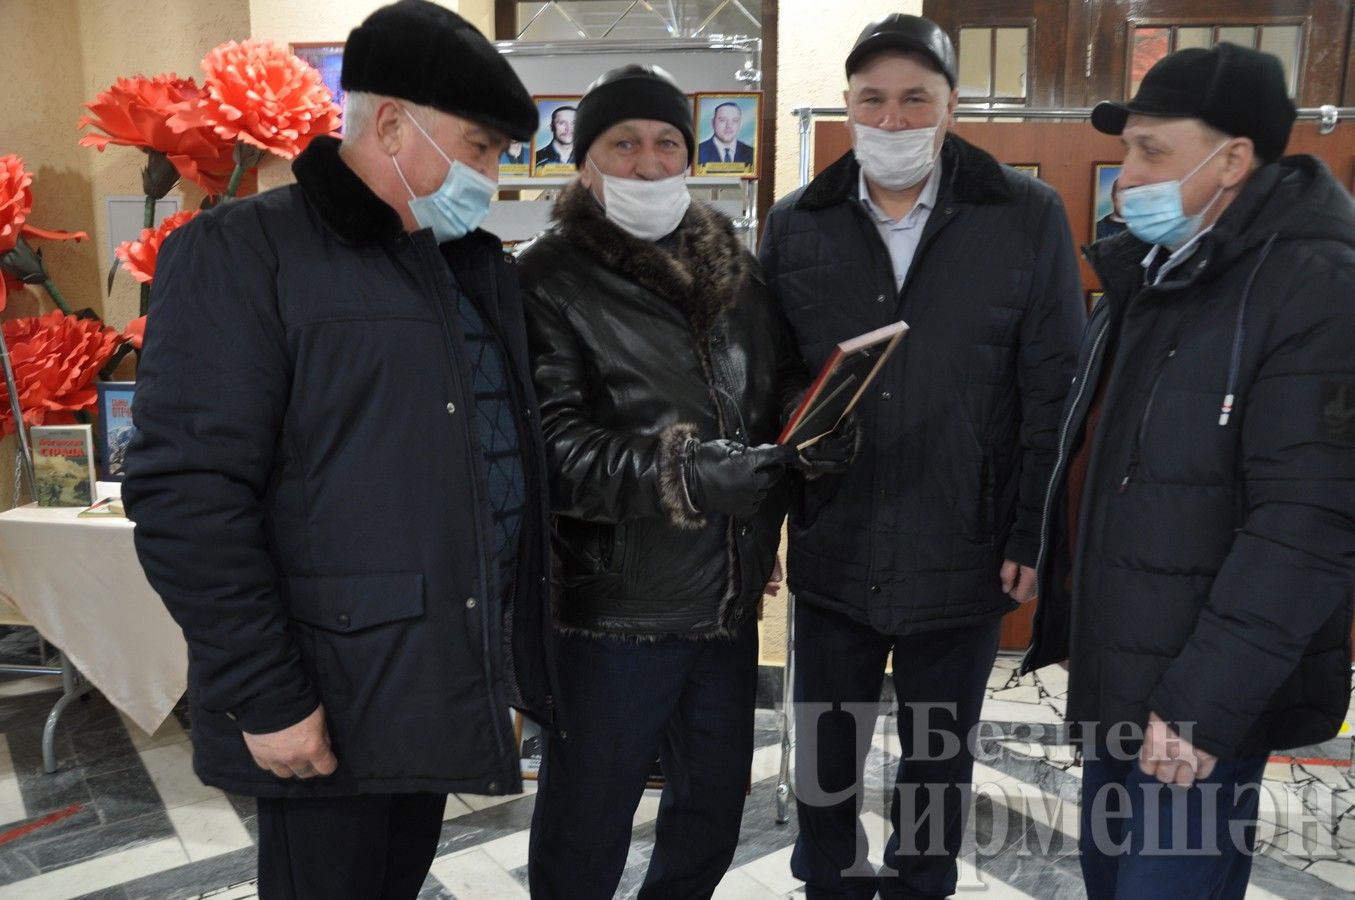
[97,381,137,480]
[31,424,97,507]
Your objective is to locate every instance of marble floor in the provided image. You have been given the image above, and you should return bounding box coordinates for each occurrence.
[0,648,1349,899]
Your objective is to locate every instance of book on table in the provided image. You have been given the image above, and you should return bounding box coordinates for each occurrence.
[30,424,97,507]
[96,381,136,481]
[777,320,909,450]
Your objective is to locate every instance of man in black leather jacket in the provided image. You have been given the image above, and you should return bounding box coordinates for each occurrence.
[519,65,846,898]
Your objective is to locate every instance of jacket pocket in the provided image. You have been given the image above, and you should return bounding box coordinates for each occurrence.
[287,573,425,634]
[978,450,995,538]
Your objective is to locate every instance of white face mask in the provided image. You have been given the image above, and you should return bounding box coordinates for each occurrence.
[588,158,691,241]
[852,122,940,191]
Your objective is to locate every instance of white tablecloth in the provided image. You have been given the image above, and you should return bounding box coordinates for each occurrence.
[0,497,186,734]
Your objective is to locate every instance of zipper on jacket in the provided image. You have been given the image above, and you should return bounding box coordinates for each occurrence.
[410,238,514,776]
[1034,316,1112,578]
[1117,348,1175,494]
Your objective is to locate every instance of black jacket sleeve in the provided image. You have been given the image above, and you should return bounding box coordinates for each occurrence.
[123,209,318,735]
[1007,187,1085,567]
[1148,254,1355,756]
[523,285,695,527]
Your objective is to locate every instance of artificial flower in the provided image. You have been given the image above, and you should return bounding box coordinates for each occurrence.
[122,316,146,350]
[0,310,123,437]
[0,155,88,311]
[115,209,199,284]
[169,38,342,161]
[77,74,236,195]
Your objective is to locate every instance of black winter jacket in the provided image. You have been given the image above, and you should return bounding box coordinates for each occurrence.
[124,137,559,798]
[761,137,1085,634]
[519,183,805,638]
[1024,155,1355,758]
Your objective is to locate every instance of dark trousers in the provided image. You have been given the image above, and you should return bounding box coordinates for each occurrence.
[528,622,758,899]
[256,792,446,899]
[1080,741,1268,900]
[791,601,1001,900]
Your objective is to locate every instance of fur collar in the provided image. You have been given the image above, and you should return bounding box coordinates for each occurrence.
[796,133,1012,212]
[550,180,746,338]
[292,136,406,246]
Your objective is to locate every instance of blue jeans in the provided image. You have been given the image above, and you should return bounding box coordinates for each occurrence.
[1079,739,1267,900]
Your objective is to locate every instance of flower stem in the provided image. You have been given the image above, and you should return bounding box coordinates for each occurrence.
[225,161,246,199]
[143,193,156,230]
[139,282,150,317]
[41,279,73,315]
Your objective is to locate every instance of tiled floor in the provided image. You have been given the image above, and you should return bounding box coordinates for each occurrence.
[0,649,1350,899]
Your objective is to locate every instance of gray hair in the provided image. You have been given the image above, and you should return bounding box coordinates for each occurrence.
[342,92,440,145]
[342,91,379,144]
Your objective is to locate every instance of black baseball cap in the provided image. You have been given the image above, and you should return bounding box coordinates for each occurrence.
[845,14,957,87]
[1091,43,1296,163]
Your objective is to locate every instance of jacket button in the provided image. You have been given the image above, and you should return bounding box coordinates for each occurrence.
[740,524,750,536]
[446,402,457,414]
[465,597,478,609]
[881,391,892,400]
[876,294,886,303]
[488,780,498,791]
[870,584,881,594]
[337,613,351,627]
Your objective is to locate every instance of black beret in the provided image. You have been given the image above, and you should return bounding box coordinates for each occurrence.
[341,0,536,141]
[1091,43,1296,164]
[846,14,957,87]
[573,65,696,168]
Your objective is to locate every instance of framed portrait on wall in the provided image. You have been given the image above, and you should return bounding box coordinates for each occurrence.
[1093,163,1126,241]
[692,92,761,176]
[291,43,346,110]
[531,96,580,176]
[499,137,530,176]
[1009,163,1039,179]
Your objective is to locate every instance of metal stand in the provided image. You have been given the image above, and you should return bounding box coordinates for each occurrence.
[0,650,91,774]
[775,591,795,824]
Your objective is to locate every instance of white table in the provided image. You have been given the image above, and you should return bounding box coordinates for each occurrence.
[0,493,187,771]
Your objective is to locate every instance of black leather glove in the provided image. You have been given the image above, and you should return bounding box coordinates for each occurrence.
[792,411,860,478]
[683,439,793,518]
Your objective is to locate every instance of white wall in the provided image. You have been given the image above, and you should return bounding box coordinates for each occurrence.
[247,0,493,45]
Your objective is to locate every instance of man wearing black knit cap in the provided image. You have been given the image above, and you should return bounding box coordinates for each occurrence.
[518,63,833,897]
[1026,42,1355,899]
[123,1,561,896]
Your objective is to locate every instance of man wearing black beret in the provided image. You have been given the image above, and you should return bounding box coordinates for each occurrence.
[1026,42,1355,899]
[124,1,561,896]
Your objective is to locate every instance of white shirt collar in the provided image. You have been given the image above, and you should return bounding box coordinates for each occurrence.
[858,162,941,225]
[1140,226,1213,285]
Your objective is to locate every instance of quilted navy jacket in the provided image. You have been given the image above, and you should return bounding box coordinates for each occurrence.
[1025,155,1355,757]
[124,137,560,798]
[760,136,1085,634]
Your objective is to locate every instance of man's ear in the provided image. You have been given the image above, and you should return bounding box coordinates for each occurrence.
[946,86,959,128]
[1220,137,1257,187]
[374,100,406,156]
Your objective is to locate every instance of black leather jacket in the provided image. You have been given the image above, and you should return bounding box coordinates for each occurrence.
[519,183,806,638]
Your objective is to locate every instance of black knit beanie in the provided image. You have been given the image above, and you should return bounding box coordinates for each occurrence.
[573,65,696,168]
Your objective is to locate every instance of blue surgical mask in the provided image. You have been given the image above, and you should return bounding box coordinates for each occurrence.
[391,109,497,243]
[1119,141,1228,249]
